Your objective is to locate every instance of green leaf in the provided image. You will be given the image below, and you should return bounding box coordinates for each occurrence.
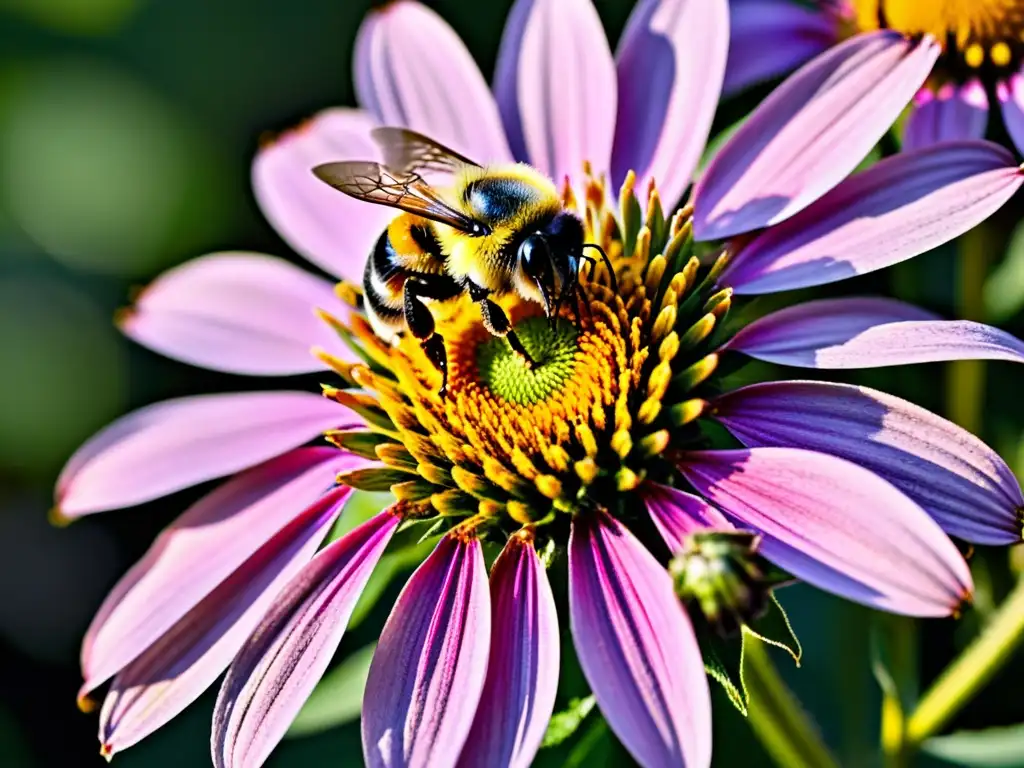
[744,592,802,667]
[984,217,1024,322]
[324,491,394,545]
[696,593,802,718]
[349,538,435,629]
[541,696,596,748]
[564,718,610,768]
[287,644,376,737]
[703,641,747,716]
[924,724,1024,767]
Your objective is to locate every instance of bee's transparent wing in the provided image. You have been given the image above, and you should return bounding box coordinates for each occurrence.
[371,127,481,176]
[312,160,481,233]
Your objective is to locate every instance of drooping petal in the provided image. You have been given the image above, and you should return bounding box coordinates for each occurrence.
[712,381,1024,545]
[120,253,352,375]
[679,448,973,616]
[79,448,367,695]
[997,72,1024,155]
[611,0,729,207]
[56,391,350,518]
[362,535,490,768]
[643,482,733,552]
[693,31,939,241]
[253,108,393,284]
[494,0,616,183]
[97,486,354,758]
[457,535,559,768]
[213,510,400,768]
[354,0,511,163]
[725,297,1024,369]
[569,511,712,768]
[723,0,839,96]
[719,141,1023,294]
[903,81,989,151]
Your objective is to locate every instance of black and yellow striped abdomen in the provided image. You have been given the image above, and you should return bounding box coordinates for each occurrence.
[362,213,456,340]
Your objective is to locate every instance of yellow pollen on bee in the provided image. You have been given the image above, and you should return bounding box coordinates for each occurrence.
[993,40,1014,65]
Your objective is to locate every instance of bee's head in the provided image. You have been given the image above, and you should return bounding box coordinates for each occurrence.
[517,213,584,320]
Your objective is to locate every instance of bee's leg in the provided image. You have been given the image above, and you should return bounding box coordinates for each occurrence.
[404,276,457,397]
[478,297,536,369]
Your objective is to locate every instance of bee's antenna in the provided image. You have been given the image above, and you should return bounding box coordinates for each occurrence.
[581,243,617,294]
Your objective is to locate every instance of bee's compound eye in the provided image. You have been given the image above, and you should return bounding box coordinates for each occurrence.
[519,234,545,271]
[470,222,489,237]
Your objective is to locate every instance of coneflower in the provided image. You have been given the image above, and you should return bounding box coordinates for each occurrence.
[56,1,1024,767]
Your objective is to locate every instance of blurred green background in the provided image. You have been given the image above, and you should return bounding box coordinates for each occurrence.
[2,0,1024,765]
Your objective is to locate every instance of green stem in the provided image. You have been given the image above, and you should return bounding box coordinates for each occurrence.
[906,577,1024,745]
[744,635,840,768]
[946,225,991,433]
[875,615,919,768]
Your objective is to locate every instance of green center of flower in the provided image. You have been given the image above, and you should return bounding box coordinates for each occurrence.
[476,317,579,406]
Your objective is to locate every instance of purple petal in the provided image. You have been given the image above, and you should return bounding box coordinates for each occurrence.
[725,296,1024,368]
[724,0,839,96]
[693,31,939,241]
[120,252,352,375]
[643,482,733,552]
[97,485,354,758]
[354,1,511,163]
[569,512,711,768]
[494,0,616,182]
[457,535,559,768]
[56,391,349,518]
[362,535,490,768]
[903,81,989,151]
[213,510,399,768]
[80,448,368,695]
[719,141,1023,294]
[680,448,973,616]
[253,108,394,284]
[712,381,1024,545]
[997,73,1024,156]
[611,0,729,207]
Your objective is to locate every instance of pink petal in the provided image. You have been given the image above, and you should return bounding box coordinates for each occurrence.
[569,512,712,768]
[723,0,839,96]
[643,483,733,552]
[494,0,616,182]
[611,0,729,207]
[903,81,989,151]
[712,381,1024,545]
[253,108,393,284]
[719,141,1023,294]
[680,448,973,616]
[997,72,1024,156]
[457,535,559,768]
[213,510,399,768]
[362,535,490,768]
[120,252,352,375]
[80,448,368,695]
[693,31,939,241]
[354,1,511,163]
[56,391,350,518]
[725,296,1024,369]
[97,485,354,758]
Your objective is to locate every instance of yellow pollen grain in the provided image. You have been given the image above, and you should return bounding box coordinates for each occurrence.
[966,42,986,67]
[993,40,1013,65]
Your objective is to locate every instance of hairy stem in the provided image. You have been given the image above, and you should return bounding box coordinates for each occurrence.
[745,635,840,768]
[906,578,1024,745]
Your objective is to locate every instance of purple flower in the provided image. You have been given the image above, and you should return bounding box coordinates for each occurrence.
[725,0,1024,155]
[57,1,1024,766]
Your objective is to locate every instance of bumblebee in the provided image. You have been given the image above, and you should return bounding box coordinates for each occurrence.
[312,128,613,397]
